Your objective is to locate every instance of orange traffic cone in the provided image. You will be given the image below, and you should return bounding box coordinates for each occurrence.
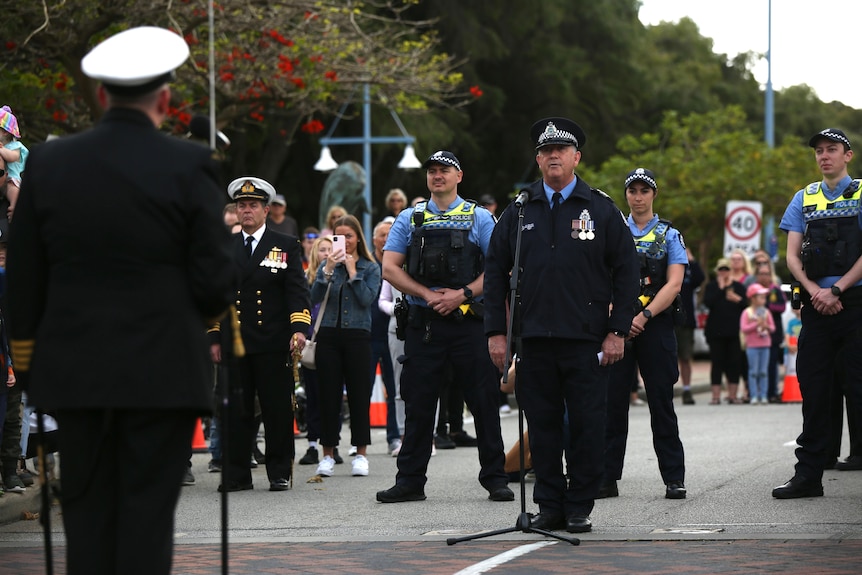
[782,373,802,403]
[191,418,208,453]
[782,339,801,403]
[369,363,387,428]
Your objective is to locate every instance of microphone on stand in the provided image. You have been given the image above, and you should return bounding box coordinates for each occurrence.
[514,189,530,207]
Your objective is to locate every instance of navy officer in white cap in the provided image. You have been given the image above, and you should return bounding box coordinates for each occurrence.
[484,117,639,533]
[211,176,311,494]
[7,26,234,575]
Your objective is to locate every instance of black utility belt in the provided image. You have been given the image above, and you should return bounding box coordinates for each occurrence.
[407,304,482,326]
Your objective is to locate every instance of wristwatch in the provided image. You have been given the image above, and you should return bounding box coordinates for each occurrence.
[642,309,653,319]
[831,284,842,296]
[610,330,627,338]
[462,286,474,303]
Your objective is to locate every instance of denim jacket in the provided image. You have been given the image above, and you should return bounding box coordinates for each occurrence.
[310,257,381,332]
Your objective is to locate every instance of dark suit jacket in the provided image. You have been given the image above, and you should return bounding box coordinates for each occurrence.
[232,228,311,355]
[7,108,235,411]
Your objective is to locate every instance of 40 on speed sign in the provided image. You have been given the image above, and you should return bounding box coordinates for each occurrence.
[724,200,762,256]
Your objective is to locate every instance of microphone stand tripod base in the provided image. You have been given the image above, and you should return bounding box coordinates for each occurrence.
[445,512,580,546]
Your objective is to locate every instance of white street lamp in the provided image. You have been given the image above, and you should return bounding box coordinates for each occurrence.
[314,83,420,238]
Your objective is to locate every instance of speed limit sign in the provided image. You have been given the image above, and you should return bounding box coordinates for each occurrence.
[724,200,762,256]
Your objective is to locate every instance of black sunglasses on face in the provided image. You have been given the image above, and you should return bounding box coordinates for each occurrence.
[0,169,5,177]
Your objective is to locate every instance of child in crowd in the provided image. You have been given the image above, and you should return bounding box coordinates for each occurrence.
[0,106,29,221]
[740,284,775,404]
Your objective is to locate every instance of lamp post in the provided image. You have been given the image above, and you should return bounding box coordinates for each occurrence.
[765,0,774,148]
[314,83,422,239]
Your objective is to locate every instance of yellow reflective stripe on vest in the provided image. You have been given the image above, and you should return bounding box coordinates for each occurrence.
[633,221,669,255]
[412,200,476,230]
[802,181,862,220]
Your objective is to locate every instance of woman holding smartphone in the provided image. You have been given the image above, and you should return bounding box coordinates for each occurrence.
[310,215,381,477]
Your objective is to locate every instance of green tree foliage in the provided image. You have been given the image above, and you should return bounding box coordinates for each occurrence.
[580,106,813,265]
[0,1,470,155]
[408,0,647,193]
[1,0,858,232]
[635,19,762,128]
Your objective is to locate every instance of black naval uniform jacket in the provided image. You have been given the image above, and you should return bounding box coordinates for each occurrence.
[227,229,311,354]
[484,177,639,341]
[7,108,235,412]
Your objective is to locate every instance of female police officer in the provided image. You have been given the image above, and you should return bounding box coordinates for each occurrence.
[599,168,688,501]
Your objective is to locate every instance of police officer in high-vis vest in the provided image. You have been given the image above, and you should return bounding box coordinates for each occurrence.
[600,168,688,501]
[376,151,513,504]
[775,128,862,498]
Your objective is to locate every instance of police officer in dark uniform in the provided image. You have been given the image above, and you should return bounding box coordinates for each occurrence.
[485,118,639,533]
[215,176,311,493]
[599,168,688,501]
[6,27,234,575]
[775,128,862,498]
[376,151,513,503]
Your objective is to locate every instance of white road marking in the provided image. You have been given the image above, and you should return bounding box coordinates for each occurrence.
[453,541,557,574]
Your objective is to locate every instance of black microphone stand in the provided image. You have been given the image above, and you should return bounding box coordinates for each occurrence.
[218,362,229,575]
[35,408,55,574]
[447,199,579,546]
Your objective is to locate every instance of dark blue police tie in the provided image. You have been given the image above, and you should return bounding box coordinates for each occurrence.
[245,235,254,259]
[551,192,562,210]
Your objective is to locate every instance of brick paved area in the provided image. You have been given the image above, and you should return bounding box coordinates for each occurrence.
[5,539,862,574]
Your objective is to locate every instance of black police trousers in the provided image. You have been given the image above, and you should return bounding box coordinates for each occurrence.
[604,312,685,485]
[394,311,507,491]
[796,303,862,480]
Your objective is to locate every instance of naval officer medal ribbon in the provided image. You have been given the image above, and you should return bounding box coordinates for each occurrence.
[572,209,595,240]
[261,246,288,272]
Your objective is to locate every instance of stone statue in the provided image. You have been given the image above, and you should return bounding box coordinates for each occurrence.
[319,161,368,229]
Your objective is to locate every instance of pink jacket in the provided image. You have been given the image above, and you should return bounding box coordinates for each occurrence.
[740,307,775,349]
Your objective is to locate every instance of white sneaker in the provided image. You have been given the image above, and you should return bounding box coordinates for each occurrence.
[316,455,335,477]
[389,439,402,457]
[348,445,358,456]
[499,404,512,414]
[351,455,369,476]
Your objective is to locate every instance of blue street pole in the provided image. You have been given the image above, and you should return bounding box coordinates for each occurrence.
[319,84,416,240]
[765,0,774,148]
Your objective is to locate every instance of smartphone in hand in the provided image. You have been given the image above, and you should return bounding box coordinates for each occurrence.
[332,235,346,259]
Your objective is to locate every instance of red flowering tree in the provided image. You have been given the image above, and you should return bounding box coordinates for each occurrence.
[0,0,476,178]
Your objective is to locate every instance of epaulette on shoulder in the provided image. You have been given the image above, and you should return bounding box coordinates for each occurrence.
[592,188,615,202]
[658,217,674,226]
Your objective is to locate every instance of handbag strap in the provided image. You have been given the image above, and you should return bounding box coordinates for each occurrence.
[309,282,332,342]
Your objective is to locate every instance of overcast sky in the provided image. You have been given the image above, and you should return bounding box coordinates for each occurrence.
[639,0,862,109]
